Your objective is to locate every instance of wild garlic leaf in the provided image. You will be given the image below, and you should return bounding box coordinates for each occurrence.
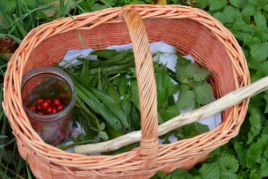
[194,82,214,106]
[118,74,128,96]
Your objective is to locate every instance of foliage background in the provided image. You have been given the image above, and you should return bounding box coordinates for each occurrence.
[0,0,268,178]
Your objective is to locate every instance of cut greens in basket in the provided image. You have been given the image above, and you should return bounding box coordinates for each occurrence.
[57,48,215,152]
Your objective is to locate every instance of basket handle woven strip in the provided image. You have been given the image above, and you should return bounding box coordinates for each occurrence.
[121,7,159,168]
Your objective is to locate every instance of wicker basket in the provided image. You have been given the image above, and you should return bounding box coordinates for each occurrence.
[3,5,251,179]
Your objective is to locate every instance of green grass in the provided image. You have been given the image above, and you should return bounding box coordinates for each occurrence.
[0,0,268,178]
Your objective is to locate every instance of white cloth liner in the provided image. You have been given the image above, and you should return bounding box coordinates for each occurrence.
[59,42,222,153]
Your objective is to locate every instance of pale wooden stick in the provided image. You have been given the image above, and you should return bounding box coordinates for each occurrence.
[75,76,268,154]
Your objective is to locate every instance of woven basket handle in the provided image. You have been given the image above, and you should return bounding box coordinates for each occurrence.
[121,7,159,168]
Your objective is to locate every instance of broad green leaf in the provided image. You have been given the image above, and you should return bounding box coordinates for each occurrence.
[177,86,196,110]
[159,106,179,121]
[247,107,262,144]
[250,42,268,61]
[99,131,109,140]
[218,156,239,172]
[194,82,214,105]
[199,163,220,179]
[220,172,237,179]
[242,4,257,16]
[254,13,268,31]
[209,0,227,11]
[99,123,105,130]
[260,162,268,177]
[130,80,140,109]
[229,0,247,8]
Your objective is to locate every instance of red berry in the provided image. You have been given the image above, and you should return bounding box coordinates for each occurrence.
[52,99,61,107]
[37,99,43,104]
[36,104,42,111]
[37,111,44,115]
[57,104,64,112]
[41,101,49,109]
[46,107,52,114]
[28,106,35,112]
[46,99,52,104]
[51,108,57,114]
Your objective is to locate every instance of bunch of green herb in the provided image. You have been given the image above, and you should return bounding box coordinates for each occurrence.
[58,49,214,151]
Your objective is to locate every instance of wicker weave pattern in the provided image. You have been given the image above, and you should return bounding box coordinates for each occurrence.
[3,5,249,179]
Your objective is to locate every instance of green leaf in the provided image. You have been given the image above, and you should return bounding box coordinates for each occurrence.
[255,13,268,31]
[99,131,109,140]
[91,49,117,59]
[99,123,105,130]
[118,74,128,96]
[107,84,120,104]
[91,88,129,128]
[130,80,140,109]
[250,42,268,61]
[177,86,196,110]
[220,172,238,179]
[195,123,210,134]
[229,0,247,8]
[194,82,214,106]
[159,106,180,121]
[156,171,167,179]
[242,4,257,16]
[199,163,220,179]
[260,162,268,177]
[218,156,239,173]
[247,107,262,144]
[264,91,268,113]
[170,168,192,178]
[209,0,227,11]
[122,97,132,118]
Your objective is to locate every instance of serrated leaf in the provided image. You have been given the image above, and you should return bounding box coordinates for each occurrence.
[209,0,227,11]
[195,123,210,134]
[170,168,192,178]
[247,107,262,144]
[229,0,247,8]
[260,162,268,177]
[194,82,214,105]
[242,4,257,16]
[177,87,196,110]
[196,0,210,9]
[218,156,239,172]
[220,172,237,179]
[250,42,268,61]
[159,106,179,121]
[199,163,220,179]
[255,13,268,31]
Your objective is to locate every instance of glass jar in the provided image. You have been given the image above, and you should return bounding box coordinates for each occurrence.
[21,67,75,145]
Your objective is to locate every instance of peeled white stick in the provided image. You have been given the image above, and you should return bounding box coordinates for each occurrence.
[75,76,268,154]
